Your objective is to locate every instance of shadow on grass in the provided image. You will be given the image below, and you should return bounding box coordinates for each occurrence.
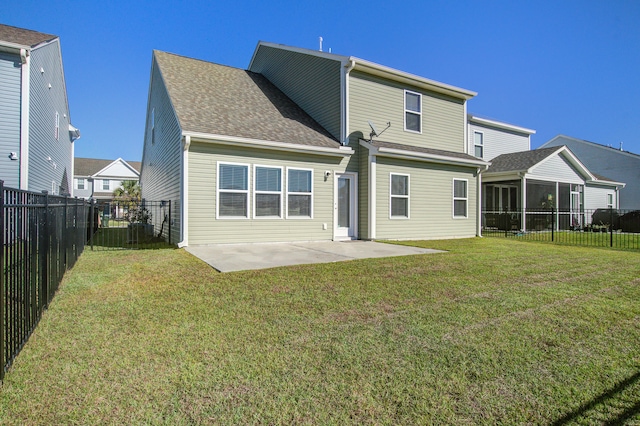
[552,371,640,425]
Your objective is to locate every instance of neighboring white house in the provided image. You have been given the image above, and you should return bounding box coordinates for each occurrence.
[539,135,640,210]
[467,117,625,231]
[73,157,141,200]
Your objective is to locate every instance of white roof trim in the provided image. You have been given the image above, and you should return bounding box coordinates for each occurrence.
[360,140,489,168]
[91,158,141,178]
[468,115,536,135]
[183,131,353,157]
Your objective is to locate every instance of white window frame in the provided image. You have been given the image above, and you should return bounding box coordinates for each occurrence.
[404,90,422,134]
[607,193,614,208]
[217,161,250,219]
[286,167,314,219]
[54,111,59,140]
[102,179,110,191]
[75,178,85,190]
[473,131,484,158]
[253,164,283,219]
[453,179,468,219]
[389,173,410,219]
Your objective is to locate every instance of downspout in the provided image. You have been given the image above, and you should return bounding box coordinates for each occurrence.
[342,59,356,145]
[463,101,468,155]
[19,48,30,189]
[177,134,191,248]
[476,166,482,236]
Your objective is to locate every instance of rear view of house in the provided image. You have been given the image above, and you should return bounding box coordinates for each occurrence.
[74,157,141,200]
[140,43,488,246]
[0,24,79,194]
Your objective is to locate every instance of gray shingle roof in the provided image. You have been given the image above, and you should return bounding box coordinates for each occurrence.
[0,24,57,47]
[486,146,563,173]
[370,140,485,163]
[154,50,340,149]
[74,158,141,177]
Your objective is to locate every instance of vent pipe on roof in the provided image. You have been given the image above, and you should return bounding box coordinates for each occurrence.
[620,142,623,151]
[319,36,323,52]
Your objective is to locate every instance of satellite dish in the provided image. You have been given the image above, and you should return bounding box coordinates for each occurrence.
[368,120,379,137]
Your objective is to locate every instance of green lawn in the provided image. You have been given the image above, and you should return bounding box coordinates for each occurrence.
[1,238,639,424]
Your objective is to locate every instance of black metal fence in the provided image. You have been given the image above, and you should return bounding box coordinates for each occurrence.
[2,180,176,380]
[1,181,89,380]
[483,208,640,250]
[87,199,172,250]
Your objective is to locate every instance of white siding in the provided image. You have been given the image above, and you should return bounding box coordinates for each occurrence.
[584,184,617,211]
[468,122,530,161]
[529,154,584,184]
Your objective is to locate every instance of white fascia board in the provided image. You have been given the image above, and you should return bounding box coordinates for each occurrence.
[468,115,536,135]
[183,131,354,157]
[586,179,626,189]
[352,59,476,101]
[482,172,523,183]
[360,140,489,169]
[0,41,30,54]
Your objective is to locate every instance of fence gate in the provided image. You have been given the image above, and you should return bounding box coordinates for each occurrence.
[88,199,172,250]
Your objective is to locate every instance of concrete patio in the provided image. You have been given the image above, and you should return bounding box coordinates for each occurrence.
[185,240,444,272]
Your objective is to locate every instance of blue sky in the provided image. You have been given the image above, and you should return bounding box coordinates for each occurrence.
[4,0,640,161]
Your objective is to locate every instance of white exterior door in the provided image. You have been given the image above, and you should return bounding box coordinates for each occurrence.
[334,173,357,240]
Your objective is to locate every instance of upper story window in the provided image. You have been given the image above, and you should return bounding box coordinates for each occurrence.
[254,165,283,218]
[404,90,422,133]
[151,108,155,144]
[287,168,313,218]
[75,178,85,190]
[474,131,484,158]
[453,179,468,218]
[218,163,249,218]
[55,112,60,140]
[102,179,110,191]
[390,173,409,218]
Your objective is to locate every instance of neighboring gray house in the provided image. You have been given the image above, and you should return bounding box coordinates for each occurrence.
[539,135,640,210]
[74,157,141,200]
[141,44,488,246]
[0,24,80,194]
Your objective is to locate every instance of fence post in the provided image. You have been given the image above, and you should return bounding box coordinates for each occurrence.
[168,200,172,245]
[0,180,5,381]
[551,208,555,242]
[610,207,614,248]
[90,199,94,251]
[42,191,49,309]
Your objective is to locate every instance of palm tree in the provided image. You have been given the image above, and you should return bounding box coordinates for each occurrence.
[113,180,147,223]
[113,180,140,202]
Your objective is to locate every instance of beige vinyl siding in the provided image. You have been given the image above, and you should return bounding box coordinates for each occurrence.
[348,71,465,153]
[468,122,530,161]
[374,157,477,240]
[529,155,583,184]
[250,46,342,140]
[140,59,183,244]
[188,142,348,244]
